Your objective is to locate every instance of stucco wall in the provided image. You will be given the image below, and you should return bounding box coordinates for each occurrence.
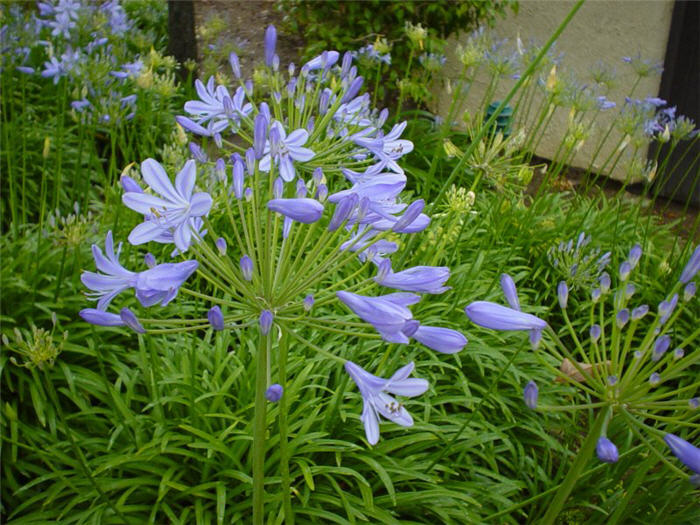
[434,0,674,180]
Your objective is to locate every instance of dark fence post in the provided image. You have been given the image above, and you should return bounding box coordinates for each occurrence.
[653,0,700,208]
[167,0,197,81]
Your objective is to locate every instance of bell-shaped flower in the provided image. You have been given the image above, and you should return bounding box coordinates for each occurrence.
[81,231,135,310]
[664,434,700,474]
[132,260,199,307]
[375,262,451,294]
[79,308,125,327]
[465,301,547,331]
[180,77,252,135]
[354,121,414,174]
[259,121,315,182]
[122,159,212,252]
[344,360,428,445]
[337,291,419,343]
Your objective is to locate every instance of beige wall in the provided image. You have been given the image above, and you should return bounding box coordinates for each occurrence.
[434,0,674,180]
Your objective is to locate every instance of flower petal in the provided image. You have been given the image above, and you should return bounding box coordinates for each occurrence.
[128,220,168,246]
[141,158,181,203]
[175,159,196,199]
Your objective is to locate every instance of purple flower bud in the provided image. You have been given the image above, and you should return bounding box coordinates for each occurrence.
[246,148,256,175]
[652,335,671,361]
[240,255,253,281]
[80,308,125,327]
[631,304,648,320]
[590,324,602,342]
[306,116,315,134]
[412,325,467,354]
[341,76,364,103]
[229,52,241,78]
[664,434,700,474]
[592,288,602,302]
[557,281,568,310]
[619,261,632,281]
[272,54,280,72]
[269,125,281,157]
[377,108,389,127]
[215,158,226,182]
[245,79,253,93]
[628,244,642,268]
[144,253,156,268]
[189,142,208,163]
[232,160,245,199]
[529,329,543,349]
[259,310,274,335]
[376,259,392,282]
[690,398,699,409]
[208,306,224,331]
[264,25,277,67]
[313,167,324,184]
[393,199,425,232]
[674,347,685,360]
[607,375,618,386]
[658,294,678,325]
[680,246,700,284]
[599,273,611,293]
[283,216,293,239]
[303,294,314,311]
[625,283,635,299]
[649,372,661,386]
[596,437,619,463]
[120,307,145,334]
[265,383,283,402]
[268,198,324,224]
[296,178,307,198]
[616,308,629,328]
[120,174,142,193]
[273,177,284,199]
[288,62,295,76]
[500,274,520,311]
[316,183,328,202]
[681,280,696,302]
[341,51,353,77]
[319,88,331,115]
[328,195,357,231]
[523,380,538,410]
[245,188,253,201]
[253,113,268,159]
[216,237,227,255]
[465,302,547,331]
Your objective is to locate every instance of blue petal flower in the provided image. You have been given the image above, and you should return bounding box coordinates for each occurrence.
[345,360,428,445]
[375,264,450,294]
[596,436,619,463]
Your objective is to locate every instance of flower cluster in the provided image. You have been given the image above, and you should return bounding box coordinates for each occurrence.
[2,0,175,125]
[466,245,699,483]
[80,26,467,445]
[547,232,611,291]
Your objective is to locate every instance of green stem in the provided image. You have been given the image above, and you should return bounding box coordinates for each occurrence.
[252,328,271,524]
[540,408,608,525]
[278,330,293,524]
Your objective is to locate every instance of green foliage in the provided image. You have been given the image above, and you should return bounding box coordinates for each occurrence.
[277,0,518,108]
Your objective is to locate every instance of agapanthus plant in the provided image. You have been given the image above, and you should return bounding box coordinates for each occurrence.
[465,244,699,522]
[79,26,466,523]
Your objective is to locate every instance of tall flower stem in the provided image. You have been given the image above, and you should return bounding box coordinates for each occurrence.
[278,330,293,524]
[252,328,271,524]
[540,408,608,525]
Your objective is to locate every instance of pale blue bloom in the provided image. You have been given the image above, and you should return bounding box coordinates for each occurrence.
[664,434,700,474]
[259,121,315,182]
[523,380,538,409]
[122,159,212,252]
[345,360,428,445]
